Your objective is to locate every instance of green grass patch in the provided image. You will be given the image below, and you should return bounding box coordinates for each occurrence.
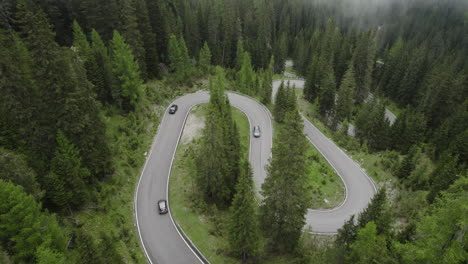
[306,144,345,209]
[232,108,251,159]
[382,97,402,117]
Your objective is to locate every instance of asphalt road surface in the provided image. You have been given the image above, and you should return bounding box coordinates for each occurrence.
[136,82,377,263]
[272,80,377,233]
[135,91,272,264]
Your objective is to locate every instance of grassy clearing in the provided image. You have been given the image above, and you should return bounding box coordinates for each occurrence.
[306,144,345,209]
[285,65,295,73]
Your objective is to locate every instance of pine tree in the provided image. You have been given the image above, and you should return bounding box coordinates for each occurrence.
[14,3,62,168]
[397,176,468,264]
[347,222,392,264]
[351,32,375,105]
[390,108,426,153]
[168,34,192,83]
[45,131,90,210]
[35,245,66,264]
[261,56,274,105]
[304,55,323,102]
[0,180,66,262]
[260,109,310,252]
[355,99,390,151]
[75,228,104,264]
[168,34,181,73]
[273,33,287,74]
[379,38,406,98]
[0,148,43,200]
[56,49,113,180]
[228,160,260,260]
[110,30,143,111]
[318,61,336,119]
[0,30,38,157]
[135,0,159,79]
[90,29,114,103]
[284,82,298,113]
[334,64,356,127]
[395,145,419,180]
[235,40,245,72]
[274,81,287,123]
[196,68,241,207]
[357,188,391,236]
[336,215,358,250]
[72,20,91,59]
[427,151,460,203]
[236,51,256,95]
[198,41,212,75]
[119,0,147,80]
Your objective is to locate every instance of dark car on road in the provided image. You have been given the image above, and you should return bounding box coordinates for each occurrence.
[168,104,178,114]
[253,125,261,138]
[158,199,168,214]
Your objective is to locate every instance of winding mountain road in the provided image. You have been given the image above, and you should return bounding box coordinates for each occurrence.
[135,84,376,263]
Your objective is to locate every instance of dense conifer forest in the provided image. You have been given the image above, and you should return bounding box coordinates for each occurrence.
[0,0,466,263]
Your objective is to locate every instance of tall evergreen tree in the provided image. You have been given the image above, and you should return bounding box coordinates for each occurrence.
[196,68,241,207]
[390,107,426,153]
[395,145,419,180]
[236,51,256,95]
[334,64,356,128]
[357,188,392,236]
[198,41,212,75]
[72,20,91,59]
[274,81,287,123]
[260,109,310,252]
[135,0,159,79]
[0,148,43,200]
[90,29,114,103]
[396,176,468,264]
[0,180,66,262]
[235,39,245,72]
[273,33,287,74]
[110,30,143,111]
[336,215,359,250]
[0,30,38,155]
[318,61,336,119]
[260,55,274,105]
[427,151,461,203]
[347,222,392,264]
[119,0,147,79]
[355,99,390,151]
[228,160,260,260]
[168,34,192,83]
[44,131,90,210]
[351,32,375,105]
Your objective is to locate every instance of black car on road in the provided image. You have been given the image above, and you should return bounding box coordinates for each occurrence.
[168,104,178,114]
